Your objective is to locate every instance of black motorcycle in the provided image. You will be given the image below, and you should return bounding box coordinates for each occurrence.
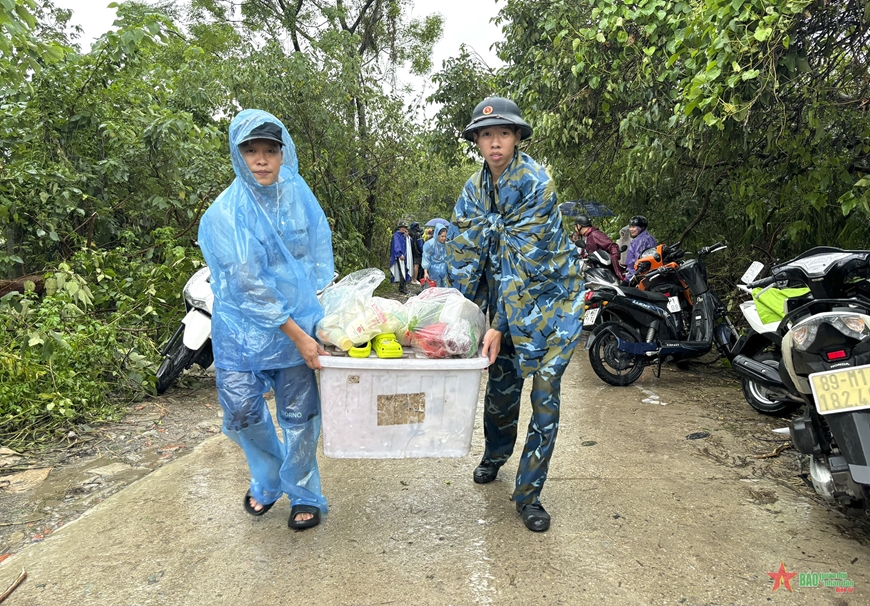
[584,242,736,386]
[581,242,683,333]
[732,247,870,507]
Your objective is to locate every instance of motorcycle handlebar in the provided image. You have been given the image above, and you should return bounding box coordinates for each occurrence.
[745,275,777,289]
[698,241,726,256]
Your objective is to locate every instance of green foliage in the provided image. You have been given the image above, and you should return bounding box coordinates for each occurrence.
[0,0,67,87]
[0,2,226,279]
[494,0,870,262]
[184,0,451,272]
[0,231,203,448]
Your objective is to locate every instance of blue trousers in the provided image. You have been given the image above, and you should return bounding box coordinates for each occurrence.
[481,339,572,505]
[215,364,327,513]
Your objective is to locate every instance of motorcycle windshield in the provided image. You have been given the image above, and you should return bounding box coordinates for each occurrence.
[787,252,854,277]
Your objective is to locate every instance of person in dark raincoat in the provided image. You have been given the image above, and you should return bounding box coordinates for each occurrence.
[573,213,625,281]
[198,109,334,530]
[446,97,584,532]
[409,221,424,283]
[390,221,413,293]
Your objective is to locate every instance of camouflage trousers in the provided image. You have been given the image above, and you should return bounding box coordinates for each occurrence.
[480,338,575,505]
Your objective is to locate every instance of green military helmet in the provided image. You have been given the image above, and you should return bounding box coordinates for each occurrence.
[462,97,533,142]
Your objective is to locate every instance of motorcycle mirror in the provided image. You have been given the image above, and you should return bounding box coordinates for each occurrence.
[619,245,627,253]
[740,261,765,284]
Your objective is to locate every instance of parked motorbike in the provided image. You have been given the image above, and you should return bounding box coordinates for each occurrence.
[581,243,683,334]
[155,266,214,394]
[583,242,736,386]
[581,248,623,287]
[730,261,807,414]
[155,267,338,394]
[733,247,870,507]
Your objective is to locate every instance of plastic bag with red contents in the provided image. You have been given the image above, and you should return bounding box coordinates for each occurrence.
[404,288,485,358]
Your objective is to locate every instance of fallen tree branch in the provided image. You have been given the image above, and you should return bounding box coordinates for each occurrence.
[0,569,27,603]
[0,517,45,527]
[754,442,792,459]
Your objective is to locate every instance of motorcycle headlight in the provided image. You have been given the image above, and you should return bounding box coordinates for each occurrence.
[790,312,870,352]
[791,324,811,348]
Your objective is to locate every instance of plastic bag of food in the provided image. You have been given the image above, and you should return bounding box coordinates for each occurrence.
[316,269,384,349]
[316,269,410,349]
[404,287,485,358]
[343,297,408,345]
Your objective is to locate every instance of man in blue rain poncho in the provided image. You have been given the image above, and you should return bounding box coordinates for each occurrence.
[447,97,584,533]
[198,109,334,530]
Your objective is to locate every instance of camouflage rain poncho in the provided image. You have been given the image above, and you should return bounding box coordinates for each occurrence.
[446,151,584,378]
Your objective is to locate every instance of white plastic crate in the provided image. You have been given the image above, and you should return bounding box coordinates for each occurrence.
[318,353,489,458]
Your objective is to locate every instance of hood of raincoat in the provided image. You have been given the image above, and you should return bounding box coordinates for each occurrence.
[446,151,584,378]
[421,229,448,279]
[198,109,334,371]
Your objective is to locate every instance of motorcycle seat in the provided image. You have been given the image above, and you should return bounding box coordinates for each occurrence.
[620,286,670,304]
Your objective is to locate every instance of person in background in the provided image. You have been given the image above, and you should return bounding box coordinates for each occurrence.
[447,96,584,533]
[198,109,334,531]
[572,214,624,281]
[390,221,413,294]
[616,225,631,266]
[421,225,449,287]
[423,226,435,242]
[409,222,424,284]
[624,215,657,282]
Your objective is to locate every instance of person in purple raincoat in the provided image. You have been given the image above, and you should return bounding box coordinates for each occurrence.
[624,215,657,282]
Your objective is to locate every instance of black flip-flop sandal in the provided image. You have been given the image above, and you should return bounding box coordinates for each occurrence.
[243,490,276,517]
[288,504,321,530]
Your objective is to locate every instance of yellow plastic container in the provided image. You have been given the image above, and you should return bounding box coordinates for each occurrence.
[372,333,403,359]
[348,341,372,358]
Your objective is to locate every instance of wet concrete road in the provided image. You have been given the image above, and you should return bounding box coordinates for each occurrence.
[1,356,868,605]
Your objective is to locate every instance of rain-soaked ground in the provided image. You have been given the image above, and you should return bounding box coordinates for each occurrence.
[1,353,869,604]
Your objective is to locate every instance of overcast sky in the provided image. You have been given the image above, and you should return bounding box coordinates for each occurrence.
[52,0,504,112]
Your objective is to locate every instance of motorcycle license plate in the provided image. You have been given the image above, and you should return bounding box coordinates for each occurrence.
[809,364,870,415]
[666,297,681,313]
[583,308,600,327]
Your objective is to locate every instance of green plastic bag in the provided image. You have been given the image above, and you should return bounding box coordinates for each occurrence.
[752,287,810,324]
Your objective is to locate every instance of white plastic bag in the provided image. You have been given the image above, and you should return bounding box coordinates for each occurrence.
[316,269,409,348]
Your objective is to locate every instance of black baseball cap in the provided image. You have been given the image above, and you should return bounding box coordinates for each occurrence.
[238,122,284,147]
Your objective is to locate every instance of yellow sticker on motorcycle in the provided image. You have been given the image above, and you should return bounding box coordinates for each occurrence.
[809,365,870,415]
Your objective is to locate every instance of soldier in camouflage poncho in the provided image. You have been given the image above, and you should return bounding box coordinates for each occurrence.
[446,97,584,532]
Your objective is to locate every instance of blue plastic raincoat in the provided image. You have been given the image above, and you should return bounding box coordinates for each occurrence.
[198,110,334,371]
[421,227,448,287]
[446,151,584,378]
